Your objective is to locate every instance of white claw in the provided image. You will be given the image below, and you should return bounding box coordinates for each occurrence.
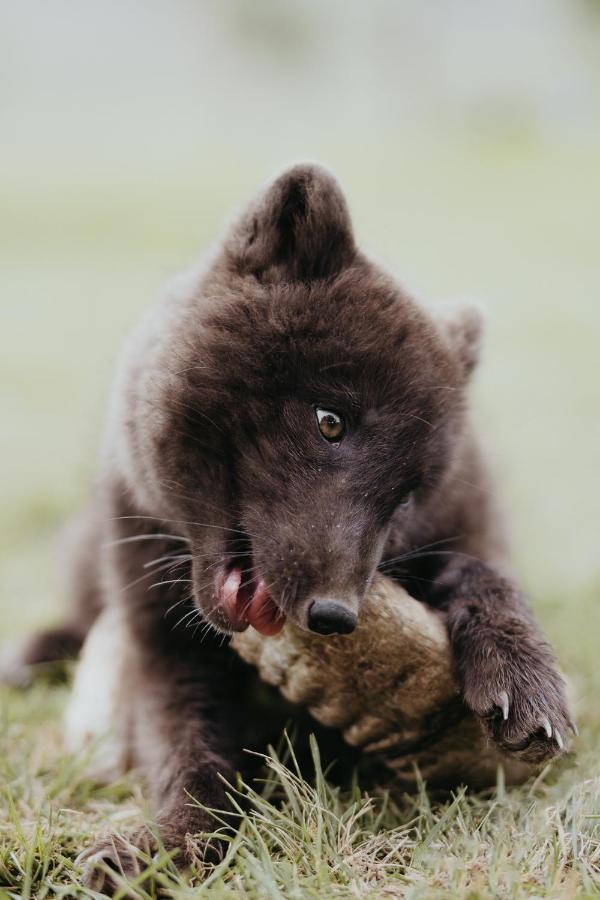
[541,717,552,740]
[498,690,509,721]
[555,731,565,751]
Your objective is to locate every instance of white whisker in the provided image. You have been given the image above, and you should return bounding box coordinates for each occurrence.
[112,515,259,539]
[103,533,190,549]
[149,578,193,590]
[143,553,193,569]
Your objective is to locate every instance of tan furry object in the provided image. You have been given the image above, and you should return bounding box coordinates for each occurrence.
[232,575,535,789]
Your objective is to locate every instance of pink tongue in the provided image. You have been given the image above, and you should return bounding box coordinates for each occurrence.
[245,578,285,636]
[219,568,285,636]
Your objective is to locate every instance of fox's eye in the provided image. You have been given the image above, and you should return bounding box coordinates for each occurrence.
[398,493,412,506]
[316,407,345,443]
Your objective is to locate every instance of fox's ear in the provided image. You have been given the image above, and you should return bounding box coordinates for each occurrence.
[225,163,356,282]
[438,302,485,377]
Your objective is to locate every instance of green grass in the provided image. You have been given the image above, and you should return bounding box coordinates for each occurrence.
[1,702,599,898]
[1,135,599,896]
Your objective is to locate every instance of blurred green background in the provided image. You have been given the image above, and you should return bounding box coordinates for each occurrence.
[1,1,599,717]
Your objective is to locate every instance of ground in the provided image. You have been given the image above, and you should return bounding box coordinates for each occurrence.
[1,138,599,897]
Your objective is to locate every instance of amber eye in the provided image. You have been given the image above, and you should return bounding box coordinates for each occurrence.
[316,407,345,442]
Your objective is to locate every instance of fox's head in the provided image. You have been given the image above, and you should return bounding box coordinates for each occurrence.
[119,164,482,637]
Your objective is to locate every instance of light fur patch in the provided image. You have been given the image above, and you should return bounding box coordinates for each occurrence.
[64,606,131,782]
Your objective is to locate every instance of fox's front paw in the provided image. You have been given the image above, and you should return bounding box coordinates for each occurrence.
[77,830,168,895]
[77,834,145,895]
[462,650,575,764]
[77,825,225,894]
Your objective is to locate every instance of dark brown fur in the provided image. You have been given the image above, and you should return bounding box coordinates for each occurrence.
[10,164,572,885]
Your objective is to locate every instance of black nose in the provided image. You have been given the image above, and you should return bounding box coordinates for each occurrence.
[308,599,357,635]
